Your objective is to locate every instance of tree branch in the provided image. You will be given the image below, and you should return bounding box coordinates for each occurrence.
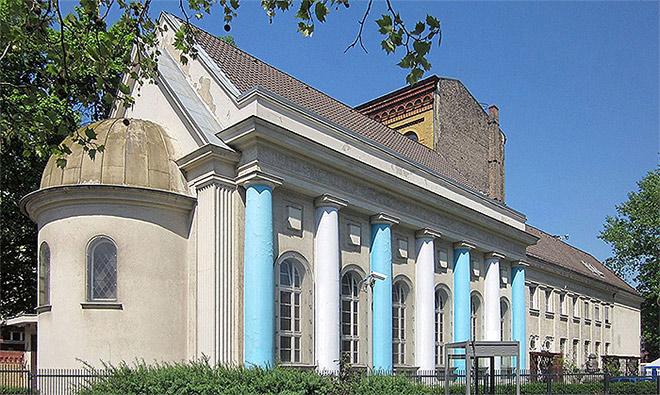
[344,0,371,54]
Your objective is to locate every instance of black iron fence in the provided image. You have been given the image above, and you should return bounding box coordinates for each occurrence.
[406,369,660,395]
[1,366,658,394]
[0,368,109,395]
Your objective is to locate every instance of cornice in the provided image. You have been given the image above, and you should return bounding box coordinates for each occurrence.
[20,185,196,221]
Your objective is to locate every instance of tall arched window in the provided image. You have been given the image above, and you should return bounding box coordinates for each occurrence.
[341,271,361,364]
[392,281,409,365]
[470,293,482,340]
[500,298,511,341]
[87,237,117,301]
[277,258,304,363]
[38,243,51,306]
[435,288,450,366]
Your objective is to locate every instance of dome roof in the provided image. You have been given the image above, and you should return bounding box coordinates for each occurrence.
[41,119,189,195]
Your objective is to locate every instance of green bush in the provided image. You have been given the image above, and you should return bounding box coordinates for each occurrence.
[77,362,335,395]
[76,362,659,395]
[609,381,657,395]
[0,386,31,395]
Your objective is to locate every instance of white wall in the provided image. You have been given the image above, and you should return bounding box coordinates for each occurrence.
[36,201,192,368]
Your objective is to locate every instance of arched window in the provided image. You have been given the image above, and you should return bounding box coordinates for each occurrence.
[87,237,117,301]
[392,281,409,365]
[341,271,361,364]
[38,243,50,306]
[470,293,482,340]
[435,288,450,366]
[403,131,419,142]
[277,258,304,363]
[500,298,511,341]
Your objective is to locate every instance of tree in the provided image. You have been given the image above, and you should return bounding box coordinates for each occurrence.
[0,0,134,317]
[600,168,660,361]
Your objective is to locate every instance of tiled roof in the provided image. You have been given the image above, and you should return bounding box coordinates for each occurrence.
[526,225,637,294]
[185,18,483,195]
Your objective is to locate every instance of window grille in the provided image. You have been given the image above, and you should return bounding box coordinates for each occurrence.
[87,237,117,301]
[341,272,360,364]
[277,259,303,363]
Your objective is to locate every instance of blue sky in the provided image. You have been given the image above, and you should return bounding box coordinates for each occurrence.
[150,1,658,262]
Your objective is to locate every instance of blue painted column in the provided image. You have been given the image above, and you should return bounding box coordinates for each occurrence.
[453,242,474,370]
[370,213,399,373]
[242,178,278,367]
[511,262,528,370]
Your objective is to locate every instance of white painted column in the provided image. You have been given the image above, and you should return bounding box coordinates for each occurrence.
[484,252,504,369]
[484,253,504,341]
[415,229,441,373]
[314,194,347,373]
[195,178,237,364]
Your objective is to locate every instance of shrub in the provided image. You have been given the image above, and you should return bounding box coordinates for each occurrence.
[0,386,31,394]
[77,361,335,395]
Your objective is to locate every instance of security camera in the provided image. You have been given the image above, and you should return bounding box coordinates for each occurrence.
[370,271,387,281]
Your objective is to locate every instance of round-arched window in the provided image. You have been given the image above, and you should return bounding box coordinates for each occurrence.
[341,271,362,364]
[39,243,51,306]
[87,237,117,301]
[277,258,304,363]
[392,281,409,365]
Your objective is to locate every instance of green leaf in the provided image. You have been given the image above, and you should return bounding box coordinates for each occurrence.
[426,15,440,29]
[376,14,392,34]
[406,67,424,84]
[381,38,395,54]
[84,128,97,140]
[314,2,327,23]
[412,21,425,35]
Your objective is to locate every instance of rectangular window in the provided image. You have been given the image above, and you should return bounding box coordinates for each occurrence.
[584,301,590,320]
[560,294,567,315]
[605,306,610,324]
[545,290,554,313]
[529,285,538,310]
[435,248,449,272]
[573,296,580,318]
[584,341,590,364]
[560,338,567,356]
[595,305,601,322]
[572,340,579,364]
[605,343,610,355]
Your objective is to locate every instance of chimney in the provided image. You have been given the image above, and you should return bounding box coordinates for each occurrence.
[487,104,505,202]
[488,104,499,124]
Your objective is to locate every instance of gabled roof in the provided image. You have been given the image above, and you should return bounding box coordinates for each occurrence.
[173,14,486,197]
[525,225,637,295]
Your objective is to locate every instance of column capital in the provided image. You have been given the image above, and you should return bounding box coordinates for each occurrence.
[370,212,400,225]
[314,194,348,209]
[511,260,530,268]
[415,228,442,240]
[453,241,476,250]
[236,170,283,189]
[485,252,506,260]
[192,172,237,190]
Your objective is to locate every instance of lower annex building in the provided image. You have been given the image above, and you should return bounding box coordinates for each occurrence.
[19,12,642,373]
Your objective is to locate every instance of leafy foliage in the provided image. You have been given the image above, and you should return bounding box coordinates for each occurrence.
[600,168,660,360]
[76,363,660,395]
[0,0,137,318]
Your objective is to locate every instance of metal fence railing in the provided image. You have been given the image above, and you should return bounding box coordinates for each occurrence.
[0,368,110,395]
[1,366,658,395]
